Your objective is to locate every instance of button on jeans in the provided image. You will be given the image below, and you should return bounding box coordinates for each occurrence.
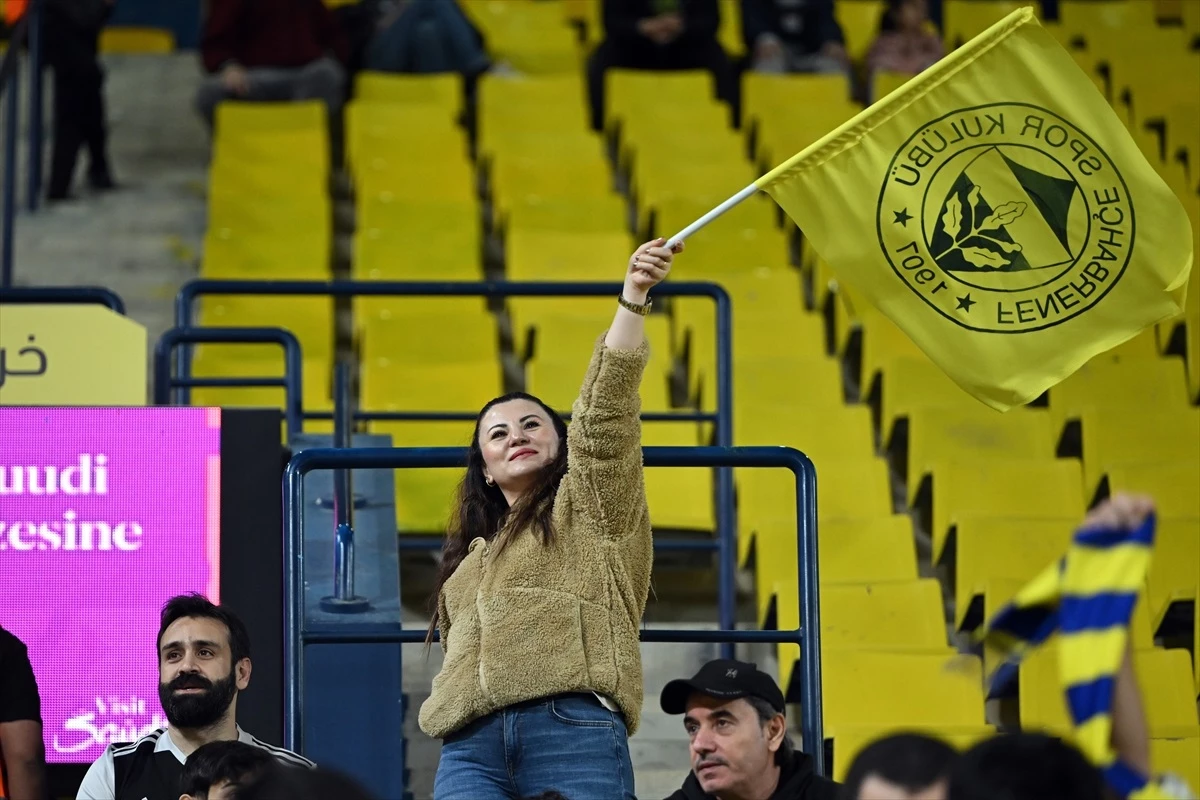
[433,693,637,799]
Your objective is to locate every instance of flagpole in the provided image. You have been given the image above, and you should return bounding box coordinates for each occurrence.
[665,183,760,249]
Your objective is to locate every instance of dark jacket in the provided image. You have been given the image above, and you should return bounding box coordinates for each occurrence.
[602,0,720,49]
[740,0,843,55]
[201,0,349,73]
[666,749,841,800]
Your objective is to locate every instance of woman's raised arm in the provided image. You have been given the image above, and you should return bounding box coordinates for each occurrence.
[604,238,683,351]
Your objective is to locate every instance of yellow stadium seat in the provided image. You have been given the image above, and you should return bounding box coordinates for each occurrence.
[354,71,461,111]
[371,420,474,533]
[870,70,913,103]
[929,458,1086,563]
[214,99,327,137]
[879,357,989,447]
[1152,736,1200,795]
[735,356,846,409]
[831,726,994,782]
[756,98,859,169]
[742,72,853,137]
[477,75,590,154]
[1107,462,1200,519]
[353,224,483,282]
[506,230,632,281]
[859,311,923,396]
[490,152,614,219]
[1079,407,1200,497]
[207,188,331,242]
[354,156,475,204]
[835,0,887,62]
[606,69,715,133]
[504,194,628,235]
[345,101,466,175]
[1020,643,1200,739]
[736,403,875,461]
[820,650,987,732]
[943,0,1039,49]
[653,194,785,269]
[717,0,745,57]
[819,516,919,584]
[737,458,893,567]
[199,296,334,362]
[906,407,1056,504]
[362,361,503,419]
[460,0,579,74]
[99,26,174,54]
[953,517,1076,631]
[191,354,333,435]
[359,302,498,367]
[200,233,331,280]
[1048,355,1190,436]
[1144,517,1200,631]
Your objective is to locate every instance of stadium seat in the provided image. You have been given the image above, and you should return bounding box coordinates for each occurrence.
[1079,407,1200,497]
[605,69,715,135]
[1048,355,1190,436]
[1152,736,1200,795]
[1106,462,1200,519]
[1144,517,1200,631]
[928,458,1086,563]
[353,72,461,111]
[358,301,498,367]
[1020,643,1200,739]
[460,0,579,74]
[878,357,990,448]
[199,296,334,363]
[370,420,474,533]
[736,403,875,462]
[953,517,1076,632]
[191,353,333,435]
[504,194,628,235]
[834,0,887,63]
[942,0,1040,49]
[353,216,483,281]
[818,516,920,585]
[505,230,632,281]
[820,650,987,732]
[200,233,331,280]
[906,407,1056,503]
[99,26,174,54]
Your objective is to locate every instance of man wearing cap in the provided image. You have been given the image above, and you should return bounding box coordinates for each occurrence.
[661,659,839,800]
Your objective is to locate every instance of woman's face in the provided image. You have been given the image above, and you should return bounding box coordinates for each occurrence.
[478,398,561,499]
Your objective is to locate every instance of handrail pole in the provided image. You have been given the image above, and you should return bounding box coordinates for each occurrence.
[25,0,43,211]
[0,285,126,312]
[713,287,736,659]
[282,445,824,773]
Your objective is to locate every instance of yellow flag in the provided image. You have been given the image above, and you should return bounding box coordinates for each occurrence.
[756,8,1193,411]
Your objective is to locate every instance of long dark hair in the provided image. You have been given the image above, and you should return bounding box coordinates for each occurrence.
[425,392,569,644]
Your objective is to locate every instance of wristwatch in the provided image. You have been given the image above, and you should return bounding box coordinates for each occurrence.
[618,293,653,316]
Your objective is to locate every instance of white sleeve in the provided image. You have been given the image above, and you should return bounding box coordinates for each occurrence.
[75,748,116,800]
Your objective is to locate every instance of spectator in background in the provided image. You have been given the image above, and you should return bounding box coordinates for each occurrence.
[661,659,839,800]
[586,0,735,131]
[77,594,312,800]
[865,0,942,87]
[0,625,46,800]
[44,0,116,202]
[194,0,348,130]
[838,733,956,800]
[741,0,848,75]
[363,0,489,78]
[947,733,1105,800]
[179,741,274,800]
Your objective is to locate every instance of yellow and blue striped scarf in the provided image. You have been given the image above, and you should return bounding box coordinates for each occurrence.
[979,513,1185,799]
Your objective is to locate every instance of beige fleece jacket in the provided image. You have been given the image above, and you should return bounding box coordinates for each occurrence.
[418,336,653,739]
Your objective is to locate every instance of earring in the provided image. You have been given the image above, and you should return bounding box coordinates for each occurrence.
[485,476,494,486]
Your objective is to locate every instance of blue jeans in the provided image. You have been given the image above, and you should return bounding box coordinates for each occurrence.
[433,693,637,800]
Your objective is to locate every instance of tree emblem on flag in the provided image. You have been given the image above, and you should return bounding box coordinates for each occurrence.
[876,103,1134,333]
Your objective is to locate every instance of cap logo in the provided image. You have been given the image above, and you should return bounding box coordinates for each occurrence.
[725,669,738,678]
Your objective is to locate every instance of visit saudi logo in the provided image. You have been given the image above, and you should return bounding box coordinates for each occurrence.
[877,102,1134,332]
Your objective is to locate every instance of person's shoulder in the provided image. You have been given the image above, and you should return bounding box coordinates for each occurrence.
[108,727,167,759]
[241,732,317,769]
[0,625,27,654]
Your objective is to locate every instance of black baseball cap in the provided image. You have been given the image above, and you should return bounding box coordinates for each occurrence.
[660,659,786,715]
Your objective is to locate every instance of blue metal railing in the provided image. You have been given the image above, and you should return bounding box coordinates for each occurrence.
[283,445,825,773]
[0,285,127,312]
[174,278,740,652]
[152,326,304,436]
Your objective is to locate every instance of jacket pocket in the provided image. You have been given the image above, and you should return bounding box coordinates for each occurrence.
[477,587,589,706]
[549,695,618,728]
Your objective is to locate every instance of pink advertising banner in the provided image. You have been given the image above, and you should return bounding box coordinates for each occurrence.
[0,407,221,764]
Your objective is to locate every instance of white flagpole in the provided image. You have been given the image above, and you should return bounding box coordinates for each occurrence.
[665,183,760,249]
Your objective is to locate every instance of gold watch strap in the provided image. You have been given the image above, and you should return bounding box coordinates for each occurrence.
[617,293,653,316]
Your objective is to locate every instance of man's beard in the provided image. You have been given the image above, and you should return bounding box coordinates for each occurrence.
[158,670,237,730]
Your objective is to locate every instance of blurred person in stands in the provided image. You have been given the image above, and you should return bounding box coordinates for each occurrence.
[741,0,848,75]
[178,741,274,800]
[77,594,313,800]
[230,764,375,800]
[363,0,489,78]
[0,625,46,800]
[44,0,116,202]
[838,733,956,800]
[947,734,1105,800]
[661,659,839,800]
[419,238,684,800]
[586,0,735,131]
[194,0,348,130]
[864,0,942,92]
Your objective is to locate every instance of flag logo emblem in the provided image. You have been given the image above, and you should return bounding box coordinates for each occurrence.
[877,103,1134,332]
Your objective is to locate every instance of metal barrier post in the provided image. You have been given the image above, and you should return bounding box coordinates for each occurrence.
[25,0,43,211]
[320,363,369,613]
[152,327,304,437]
[282,445,824,772]
[1,47,19,288]
[175,279,739,630]
[0,285,126,312]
